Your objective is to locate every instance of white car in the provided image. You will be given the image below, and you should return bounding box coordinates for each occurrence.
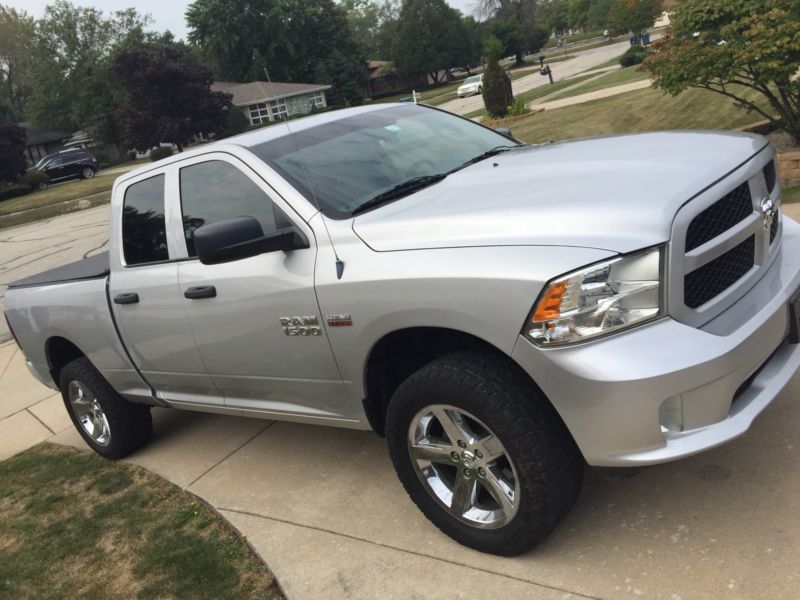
[457,74,483,98]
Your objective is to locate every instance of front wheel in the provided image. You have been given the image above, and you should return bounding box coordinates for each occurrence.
[60,356,152,459]
[477,86,482,95]
[386,351,583,555]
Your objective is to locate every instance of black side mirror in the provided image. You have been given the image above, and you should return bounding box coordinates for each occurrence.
[194,216,309,265]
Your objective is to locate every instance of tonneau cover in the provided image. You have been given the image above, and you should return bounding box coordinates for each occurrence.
[8,251,110,289]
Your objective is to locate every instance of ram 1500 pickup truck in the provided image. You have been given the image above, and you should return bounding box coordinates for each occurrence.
[6,104,800,556]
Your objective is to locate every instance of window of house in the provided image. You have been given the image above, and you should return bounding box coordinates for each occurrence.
[179,160,280,257]
[248,102,270,125]
[122,174,169,265]
[310,92,325,108]
[270,99,288,120]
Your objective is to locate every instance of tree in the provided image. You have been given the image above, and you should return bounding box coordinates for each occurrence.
[482,35,514,118]
[0,124,27,183]
[586,0,614,29]
[374,0,401,60]
[28,1,151,142]
[486,18,525,62]
[186,0,366,106]
[645,0,800,147]
[607,0,662,36]
[111,46,232,152]
[567,0,592,31]
[392,0,465,84]
[343,0,382,59]
[0,6,35,115]
[478,0,541,63]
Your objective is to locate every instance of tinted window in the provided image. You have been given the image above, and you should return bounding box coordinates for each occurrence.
[122,174,169,265]
[180,160,279,257]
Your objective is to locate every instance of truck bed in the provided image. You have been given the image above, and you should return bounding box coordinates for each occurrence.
[7,252,110,289]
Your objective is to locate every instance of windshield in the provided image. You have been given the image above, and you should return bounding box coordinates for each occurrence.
[250,105,519,218]
[463,76,481,84]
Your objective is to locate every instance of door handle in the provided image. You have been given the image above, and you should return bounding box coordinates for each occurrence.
[184,286,217,300]
[113,293,139,305]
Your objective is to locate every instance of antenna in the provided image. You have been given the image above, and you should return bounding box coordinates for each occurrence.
[263,67,345,279]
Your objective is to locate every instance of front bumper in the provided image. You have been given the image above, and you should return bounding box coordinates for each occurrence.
[511,217,800,467]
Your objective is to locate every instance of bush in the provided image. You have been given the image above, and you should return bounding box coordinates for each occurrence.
[507,97,530,117]
[482,36,514,119]
[20,170,50,190]
[0,184,31,201]
[127,149,138,161]
[93,150,110,167]
[150,146,174,162]
[619,45,648,68]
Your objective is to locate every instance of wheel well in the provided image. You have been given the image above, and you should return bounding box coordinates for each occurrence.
[363,328,507,436]
[45,337,85,386]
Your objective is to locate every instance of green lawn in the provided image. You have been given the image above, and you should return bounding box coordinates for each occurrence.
[545,65,650,101]
[784,182,800,204]
[0,172,117,216]
[511,85,769,144]
[0,444,283,599]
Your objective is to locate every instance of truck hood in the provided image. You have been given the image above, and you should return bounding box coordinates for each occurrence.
[352,131,768,254]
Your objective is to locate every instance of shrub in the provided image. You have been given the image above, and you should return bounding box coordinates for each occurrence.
[0,184,31,201]
[127,149,138,161]
[150,146,174,162]
[507,97,530,117]
[20,170,49,190]
[620,44,648,68]
[93,150,110,167]
[482,36,514,119]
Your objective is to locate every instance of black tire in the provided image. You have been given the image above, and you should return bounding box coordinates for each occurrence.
[59,356,152,459]
[386,351,583,556]
[81,166,95,179]
[477,86,482,94]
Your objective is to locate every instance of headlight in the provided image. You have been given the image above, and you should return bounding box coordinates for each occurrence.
[524,246,664,346]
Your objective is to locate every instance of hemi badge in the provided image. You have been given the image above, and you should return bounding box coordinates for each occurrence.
[327,314,353,327]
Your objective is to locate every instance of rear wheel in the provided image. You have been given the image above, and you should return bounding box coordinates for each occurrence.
[81,166,95,179]
[386,351,583,555]
[60,356,152,459]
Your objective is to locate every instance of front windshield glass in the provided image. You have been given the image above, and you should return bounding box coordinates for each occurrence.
[464,76,481,84]
[250,105,518,218]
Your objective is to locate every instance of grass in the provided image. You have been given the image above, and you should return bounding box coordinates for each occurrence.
[511,85,770,144]
[465,73,599,119]
[543,65,650,101]
[0,444,283,599]
[784,182,800,204]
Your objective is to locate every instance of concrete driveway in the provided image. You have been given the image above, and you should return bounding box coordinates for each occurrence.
[2,205,800,599]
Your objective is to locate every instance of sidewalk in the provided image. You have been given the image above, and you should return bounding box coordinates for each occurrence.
[532,79,653,112]
[2,208,800,599]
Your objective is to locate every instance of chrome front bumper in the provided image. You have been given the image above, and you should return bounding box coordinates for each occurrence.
[511,217,800,467]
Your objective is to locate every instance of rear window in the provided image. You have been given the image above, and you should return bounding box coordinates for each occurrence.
[122,174,169,266]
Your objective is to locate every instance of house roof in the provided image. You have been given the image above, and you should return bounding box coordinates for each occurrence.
[212,81,332,107]
[17,122,71,147]
[367,61,393,80]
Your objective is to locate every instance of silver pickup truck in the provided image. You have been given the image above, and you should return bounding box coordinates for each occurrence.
[5,104,800,555]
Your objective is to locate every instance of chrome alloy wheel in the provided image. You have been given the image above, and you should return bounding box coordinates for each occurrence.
[68,381,111,446]
[408,405,520,529]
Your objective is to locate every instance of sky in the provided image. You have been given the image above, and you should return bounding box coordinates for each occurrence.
[4,0,478,41]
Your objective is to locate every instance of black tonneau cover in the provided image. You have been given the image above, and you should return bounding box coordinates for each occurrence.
[8,252,110,289]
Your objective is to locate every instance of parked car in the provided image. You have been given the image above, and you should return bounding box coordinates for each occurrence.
[30,148,99,187]
[457,74,483,98]
[5,104,799,556]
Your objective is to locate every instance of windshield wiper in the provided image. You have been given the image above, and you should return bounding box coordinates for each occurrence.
[449,145,519,173]
[352,174,447,215]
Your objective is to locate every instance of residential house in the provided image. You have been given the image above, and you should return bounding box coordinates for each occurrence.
[17,122,71,165]
[212,81,331,126]
[365,61,428,99]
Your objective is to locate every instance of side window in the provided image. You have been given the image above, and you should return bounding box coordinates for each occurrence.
[179,160,280,257]
[122,174,169,266]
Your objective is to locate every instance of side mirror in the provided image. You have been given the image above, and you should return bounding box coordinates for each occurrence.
[495,127,514,139]
[194,216,309,266]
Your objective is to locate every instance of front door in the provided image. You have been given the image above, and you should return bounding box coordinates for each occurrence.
[109,172,223,407]
[172,155,350,423]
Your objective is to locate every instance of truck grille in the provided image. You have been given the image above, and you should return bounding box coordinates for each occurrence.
[685,182,753,252]
[684,235,755,308]
[669,151,781,326]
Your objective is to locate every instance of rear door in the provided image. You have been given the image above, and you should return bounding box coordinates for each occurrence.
[170,153,350,423]
[108,170,223,407]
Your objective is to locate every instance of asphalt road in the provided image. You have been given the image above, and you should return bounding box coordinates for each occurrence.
[438,37,654,116]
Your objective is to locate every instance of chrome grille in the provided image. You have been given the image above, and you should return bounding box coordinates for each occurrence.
[684,235,755,308]
[669,152,781,326]
[685,183,752,252]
